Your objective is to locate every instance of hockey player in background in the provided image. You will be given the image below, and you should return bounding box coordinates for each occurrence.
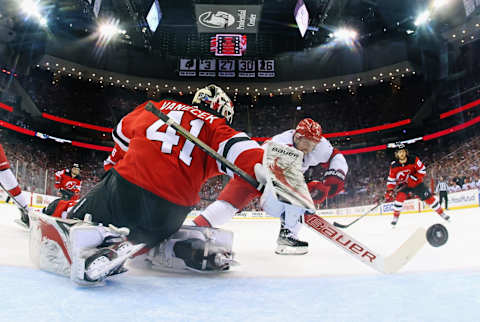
[384,143,450,226]
[193,118,348,255]
[54,163,82,200]
[0,143,29,226]
[29,84,269,285]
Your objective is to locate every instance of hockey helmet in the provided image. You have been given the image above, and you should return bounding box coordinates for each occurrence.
[393,142,408,159]
[295,118,322,143]
[72,163,80,169]
[192,85,234,124]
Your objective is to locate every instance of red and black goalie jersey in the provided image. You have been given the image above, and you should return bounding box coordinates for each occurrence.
[105,99,263,207]
[386,155,426,190]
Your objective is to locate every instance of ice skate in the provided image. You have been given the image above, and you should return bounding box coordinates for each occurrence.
[83,242,144,283]
[275,228,308,255]
[439,212,450,222]
[14,207,30,229]
[391,215,399,227]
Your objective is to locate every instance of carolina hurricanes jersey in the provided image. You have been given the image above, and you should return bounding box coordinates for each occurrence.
[0,144,10,171]
[108,99,262,206]
[216,129,348,210]
[270,130,348,175]
[54,169,82,194]
[386,155,426,189]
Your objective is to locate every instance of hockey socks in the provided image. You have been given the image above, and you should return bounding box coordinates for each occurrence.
[391,211,400,226]
[0,168,28,209]
[193,215,212,227]
[194,200,238,227]
[426,196,450,221]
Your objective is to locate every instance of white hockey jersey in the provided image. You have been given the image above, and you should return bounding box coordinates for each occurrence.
[269,130,348,175]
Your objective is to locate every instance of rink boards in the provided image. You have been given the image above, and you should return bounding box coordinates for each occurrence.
[2,188,477,220]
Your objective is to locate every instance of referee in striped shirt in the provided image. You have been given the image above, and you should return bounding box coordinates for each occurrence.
[436,177,449,210]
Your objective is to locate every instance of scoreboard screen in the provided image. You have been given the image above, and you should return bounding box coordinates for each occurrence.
[179,58,275,78]
[210,34,247,57]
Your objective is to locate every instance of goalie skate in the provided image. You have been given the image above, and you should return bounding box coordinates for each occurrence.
[146,225,236,273]
[275,228,308,255]
[79,242,145,285]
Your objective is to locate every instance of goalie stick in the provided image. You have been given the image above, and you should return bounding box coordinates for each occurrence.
[145,103,426,273]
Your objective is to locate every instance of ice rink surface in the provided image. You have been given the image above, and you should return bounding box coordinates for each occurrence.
[0,203,479,322]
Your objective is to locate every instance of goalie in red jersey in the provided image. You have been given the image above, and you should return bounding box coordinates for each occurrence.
[33,84,266,284]
[384,143,450,226]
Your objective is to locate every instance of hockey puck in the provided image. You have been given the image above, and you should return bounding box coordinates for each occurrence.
[426,224,448,247]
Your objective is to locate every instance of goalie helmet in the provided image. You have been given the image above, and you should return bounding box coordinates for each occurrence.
[295,118,322,143]
[192,85,234,124]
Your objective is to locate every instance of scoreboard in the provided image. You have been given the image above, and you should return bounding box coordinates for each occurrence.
[179,58,275,78]
[210,34,247,57]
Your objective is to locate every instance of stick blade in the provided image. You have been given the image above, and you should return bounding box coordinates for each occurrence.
[383,227,426,273]
[333,221,349,228]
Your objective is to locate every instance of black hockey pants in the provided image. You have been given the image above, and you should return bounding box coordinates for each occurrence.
[68,169,192,247]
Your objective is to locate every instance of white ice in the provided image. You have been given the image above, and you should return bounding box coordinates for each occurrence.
[0,203,479,322]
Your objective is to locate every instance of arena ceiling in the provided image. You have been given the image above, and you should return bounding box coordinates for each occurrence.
[1,0,475,83]
[4,0,466,55]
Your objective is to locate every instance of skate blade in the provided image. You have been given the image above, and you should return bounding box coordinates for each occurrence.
[275,245,308,255]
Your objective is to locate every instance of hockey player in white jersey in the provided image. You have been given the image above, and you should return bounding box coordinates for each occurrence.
[193,118,348,255]
[0,143,30,226]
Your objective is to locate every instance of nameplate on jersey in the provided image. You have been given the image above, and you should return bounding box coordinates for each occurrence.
[158,100,219,124]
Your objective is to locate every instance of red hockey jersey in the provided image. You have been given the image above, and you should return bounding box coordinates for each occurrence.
[386,155,426,190]
[54,169,82,195]
[107,99,263,206]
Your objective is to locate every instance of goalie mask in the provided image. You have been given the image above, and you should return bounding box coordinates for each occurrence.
[192,85,234,124]
[295,118,322,143]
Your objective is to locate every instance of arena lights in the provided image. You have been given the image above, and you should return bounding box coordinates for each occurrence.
[415,0,451,27]
[331,28,358,42]
[97,19,124,45]
[432,0,449,9]
[414,10,431,26]
[20,0,48,26]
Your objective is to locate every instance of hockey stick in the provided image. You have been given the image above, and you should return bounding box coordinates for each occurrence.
[0,181,30,228]
[332,185,403,229]
[332,201,383,229]
[145,103,426,273]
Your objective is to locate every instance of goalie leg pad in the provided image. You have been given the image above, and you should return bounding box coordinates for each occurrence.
[29,214,78,278]
[146,226,234,272]
[29,213,139,286]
